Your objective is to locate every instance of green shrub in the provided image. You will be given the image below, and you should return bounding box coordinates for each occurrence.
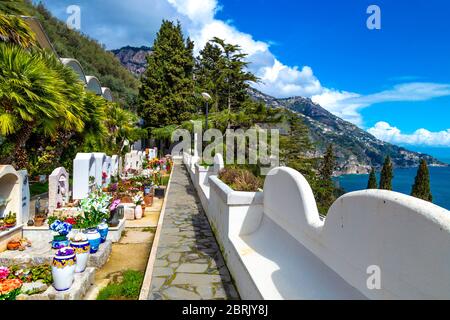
[218,167,263,192]
[97,270,144,300]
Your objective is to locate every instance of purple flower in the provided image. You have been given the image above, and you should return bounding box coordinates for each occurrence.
[56,247,74,256]
[110,199,121,212]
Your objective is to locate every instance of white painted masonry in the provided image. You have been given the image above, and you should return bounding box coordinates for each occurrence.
[73,153,95,200]
[182,152,450,300]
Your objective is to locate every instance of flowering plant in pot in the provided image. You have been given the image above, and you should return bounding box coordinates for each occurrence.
[78,190,112,253]
[50,220,73,249]
[34,212,46,227]
[0,267,22,300]
[4,212,16,228]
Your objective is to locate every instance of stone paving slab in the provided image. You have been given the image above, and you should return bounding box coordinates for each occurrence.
[148,161,239,300]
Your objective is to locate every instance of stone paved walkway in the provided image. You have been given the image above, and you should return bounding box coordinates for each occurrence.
[148,161,239,300]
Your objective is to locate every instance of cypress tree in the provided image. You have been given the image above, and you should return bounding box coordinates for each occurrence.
[138,20,195,130]
[367,167,377,189]
[411,159,432,202]
[319,144,335,182]
[379,156,393,190]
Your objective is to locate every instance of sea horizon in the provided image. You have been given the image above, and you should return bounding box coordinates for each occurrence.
[337,166,450,211]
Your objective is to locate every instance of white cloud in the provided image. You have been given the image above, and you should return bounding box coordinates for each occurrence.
[312,82,450,126]
[165,0,324,99]
[368,121,450,146]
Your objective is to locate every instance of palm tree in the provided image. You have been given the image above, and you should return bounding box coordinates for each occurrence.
[0,14,36,48]
[0,0,29,14]
[0,43,67,168]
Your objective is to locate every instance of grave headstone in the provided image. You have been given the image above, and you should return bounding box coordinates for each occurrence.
[73,153,96,200]
[48,167,69,214]
[92,152,107,187]
[104,156,112,186]
[111,155,119,177]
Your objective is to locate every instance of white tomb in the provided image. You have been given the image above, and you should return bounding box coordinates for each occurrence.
[104,156,112,186]
[18,170,30,224]
[137,151,144,171]
[48,167,69,214]
[130,150,139,170]
[0,165,24,251]
[111,155,119,177]
[73,153,96,200]
[124,152,133,171]
[92,152,107,187]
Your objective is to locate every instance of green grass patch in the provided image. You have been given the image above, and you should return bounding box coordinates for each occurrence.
[30,182,49,197]
[97,270,144,300]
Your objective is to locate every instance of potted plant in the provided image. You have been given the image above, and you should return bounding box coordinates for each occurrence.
[4,212,16,228]
[34,212,46,227]
[69,233,90,273]
[51,247,76,291]
[133,194,144,219]
[78,190,111,253]
[49,220,72,249]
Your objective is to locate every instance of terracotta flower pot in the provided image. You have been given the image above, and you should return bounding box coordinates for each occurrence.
[144,195,153,206]
[34,217,45,227]
[7,241,21,251]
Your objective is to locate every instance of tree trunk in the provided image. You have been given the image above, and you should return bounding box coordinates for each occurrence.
[10,123,34,170]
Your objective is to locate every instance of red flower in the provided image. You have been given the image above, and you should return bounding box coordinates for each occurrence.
[65,217,76,225]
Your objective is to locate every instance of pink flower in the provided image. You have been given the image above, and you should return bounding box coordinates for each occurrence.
[0,266,10,280]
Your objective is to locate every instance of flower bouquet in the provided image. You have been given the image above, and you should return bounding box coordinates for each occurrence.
[50,220,73,249]
[0,267,22,300]
[78,190,112,229]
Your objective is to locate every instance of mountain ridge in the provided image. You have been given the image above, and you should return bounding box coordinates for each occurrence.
[248,87,446,174]
[111,46,446,174]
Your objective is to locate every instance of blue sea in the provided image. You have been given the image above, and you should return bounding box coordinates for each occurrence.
[337,164,450,211]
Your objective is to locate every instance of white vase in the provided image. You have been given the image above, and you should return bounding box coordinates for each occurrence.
[70,240,90,273]
[85,228,101,253]
[135,205,143,219]
[52,251,76,291]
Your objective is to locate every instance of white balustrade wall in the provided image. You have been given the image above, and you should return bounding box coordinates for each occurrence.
[182,152,450,300]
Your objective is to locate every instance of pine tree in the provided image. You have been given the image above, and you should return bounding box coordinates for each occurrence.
[279,110,314,178]
[195,38,258,114]
[367,167,377,189]
[411,159,432,202]
[379,156,394,190]
[138,20,195,131]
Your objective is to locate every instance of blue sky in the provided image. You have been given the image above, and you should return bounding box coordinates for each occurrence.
[36,0,450,158]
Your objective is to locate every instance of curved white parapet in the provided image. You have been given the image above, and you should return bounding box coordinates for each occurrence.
[189,154,450,300]
[323,190,450,299]
[213,153,224,174]
[60,58,87,85]
[101,87,113,102]
[85,76,103,95]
